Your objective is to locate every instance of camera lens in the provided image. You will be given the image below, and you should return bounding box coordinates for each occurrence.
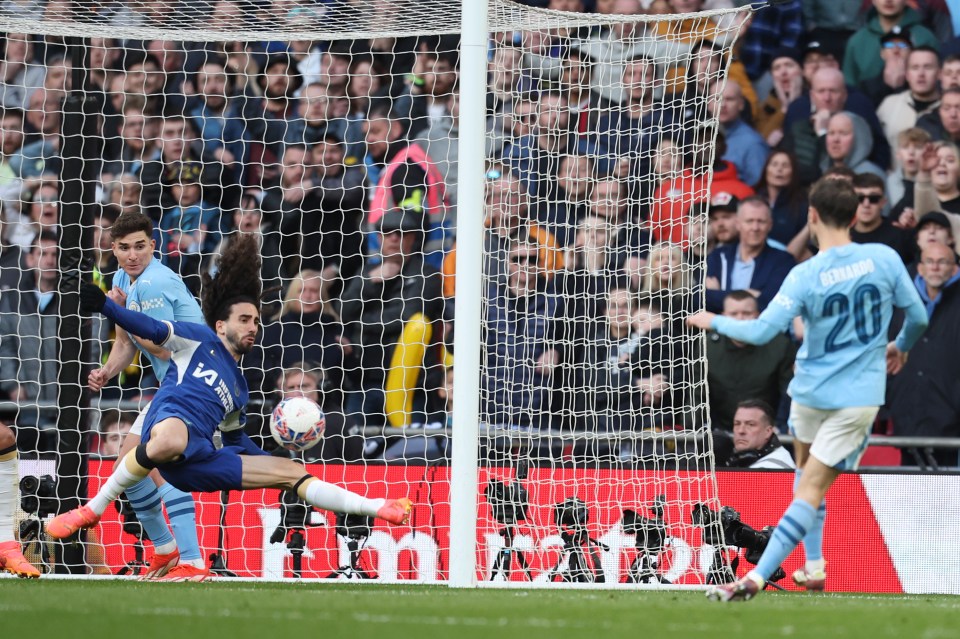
[19,475,39,494]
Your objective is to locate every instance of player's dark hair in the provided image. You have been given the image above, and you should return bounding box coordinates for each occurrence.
[810,178,859,229]
[736,399,775,426]
[202,233,262,328]
[110,211,153,242]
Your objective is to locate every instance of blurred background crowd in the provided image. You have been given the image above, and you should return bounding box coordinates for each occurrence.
[0,0,957,469]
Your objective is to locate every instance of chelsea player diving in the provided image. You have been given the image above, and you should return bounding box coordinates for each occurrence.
[48,234,411,580]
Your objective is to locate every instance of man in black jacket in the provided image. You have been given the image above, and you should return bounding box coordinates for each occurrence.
[887,241,960,466]
[339,209,443,441]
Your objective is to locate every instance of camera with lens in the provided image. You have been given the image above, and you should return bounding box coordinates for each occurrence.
[335,512,373,540]
[622,495,667,553]
[691,503,784,583]
[554,497,589,533]
[20,475,57,517]
[485,461,529,526]
[270,489,312,543]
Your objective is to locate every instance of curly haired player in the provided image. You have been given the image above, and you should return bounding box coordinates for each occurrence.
[48,235,411,581]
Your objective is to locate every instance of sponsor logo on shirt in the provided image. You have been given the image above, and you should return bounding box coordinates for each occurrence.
[140,297,165,311]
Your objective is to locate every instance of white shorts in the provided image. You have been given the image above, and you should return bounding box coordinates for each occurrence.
[128,400,152,437]
[789,403,878,471]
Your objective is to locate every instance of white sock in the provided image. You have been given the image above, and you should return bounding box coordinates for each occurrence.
[302,480,384,518]
[0,453,16,543]
[806,558,826,573]
[88,461,146,516]
[182,558,206,569]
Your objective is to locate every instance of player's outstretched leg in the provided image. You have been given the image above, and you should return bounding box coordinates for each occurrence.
[0,427,40,578]
[240,455,413,525]
[48,448,152,539]
[299,477,412,525]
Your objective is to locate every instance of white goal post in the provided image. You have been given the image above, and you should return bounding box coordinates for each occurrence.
[0,0,757,585]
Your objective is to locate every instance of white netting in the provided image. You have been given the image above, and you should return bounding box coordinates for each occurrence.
[0,0,752,583]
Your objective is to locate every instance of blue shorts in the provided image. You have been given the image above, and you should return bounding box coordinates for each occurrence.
[141,417,244,493]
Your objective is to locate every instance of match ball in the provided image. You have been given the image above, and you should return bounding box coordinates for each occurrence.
[270,396,326,451]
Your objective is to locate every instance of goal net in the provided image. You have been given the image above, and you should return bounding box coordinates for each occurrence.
[0,0,751,584]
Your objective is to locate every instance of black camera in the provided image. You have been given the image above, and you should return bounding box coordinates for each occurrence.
[270,490,312,544]
[335,512,373,540]
[691,503,784,583]
[554,497,589,532]
[20,475,57,517]
[115,495,146,540]
[622,495,667,553]
[485,461,529,526]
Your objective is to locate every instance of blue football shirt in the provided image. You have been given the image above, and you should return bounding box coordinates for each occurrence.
[112,258,203,381]
[711,243,928,409]
[141,320,248,439]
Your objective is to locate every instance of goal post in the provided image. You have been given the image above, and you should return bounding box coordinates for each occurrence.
[0,0,756,584]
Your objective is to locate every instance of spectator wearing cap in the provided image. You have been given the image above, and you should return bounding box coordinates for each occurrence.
[755,47,804,147]
[917,87,960,145]
[799,37,843,87]
[859,25,912,105]
[876,47,942,159]
[887,241,960,466]
[340,208,443,438]
[709,77,769,186]
[842,0,939,89]
[783,67,891,184]
[819,111,886,179]
[913,212,957,256]
[850,173,912,262]
[705,196,795,313]
[708,192,740,249]
[242,54,303,183]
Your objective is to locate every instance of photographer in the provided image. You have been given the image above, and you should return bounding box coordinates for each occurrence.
[719,400,795,470]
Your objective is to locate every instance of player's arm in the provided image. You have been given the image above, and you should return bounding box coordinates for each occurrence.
[887,261,930,372]
[688,273,803,345]
[90,325,138,391]
[81,284,172,345]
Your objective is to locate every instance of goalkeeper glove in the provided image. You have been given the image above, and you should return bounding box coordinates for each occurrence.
[80,282,107,314]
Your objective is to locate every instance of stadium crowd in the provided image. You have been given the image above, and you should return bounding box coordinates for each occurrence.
[0,0,958,467]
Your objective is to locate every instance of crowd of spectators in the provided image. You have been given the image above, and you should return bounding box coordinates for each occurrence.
[0,0,958,467]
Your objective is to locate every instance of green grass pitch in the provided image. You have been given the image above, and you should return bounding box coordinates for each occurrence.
[1,580,957,639]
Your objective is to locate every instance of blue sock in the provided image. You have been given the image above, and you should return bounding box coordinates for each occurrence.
[124,478,175,551]
[156,483,202,562]
[753,500,817,582]
[803,502,827,562]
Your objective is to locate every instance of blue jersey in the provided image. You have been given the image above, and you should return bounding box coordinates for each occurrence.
[112,258,203,381]
[141,319,248,440]
[712,243,928,409]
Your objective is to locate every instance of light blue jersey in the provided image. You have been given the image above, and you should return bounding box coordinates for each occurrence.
[711,243,928,409]
[112,258,203,381]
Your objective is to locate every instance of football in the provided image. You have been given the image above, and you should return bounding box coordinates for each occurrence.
[269,396,326,451]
